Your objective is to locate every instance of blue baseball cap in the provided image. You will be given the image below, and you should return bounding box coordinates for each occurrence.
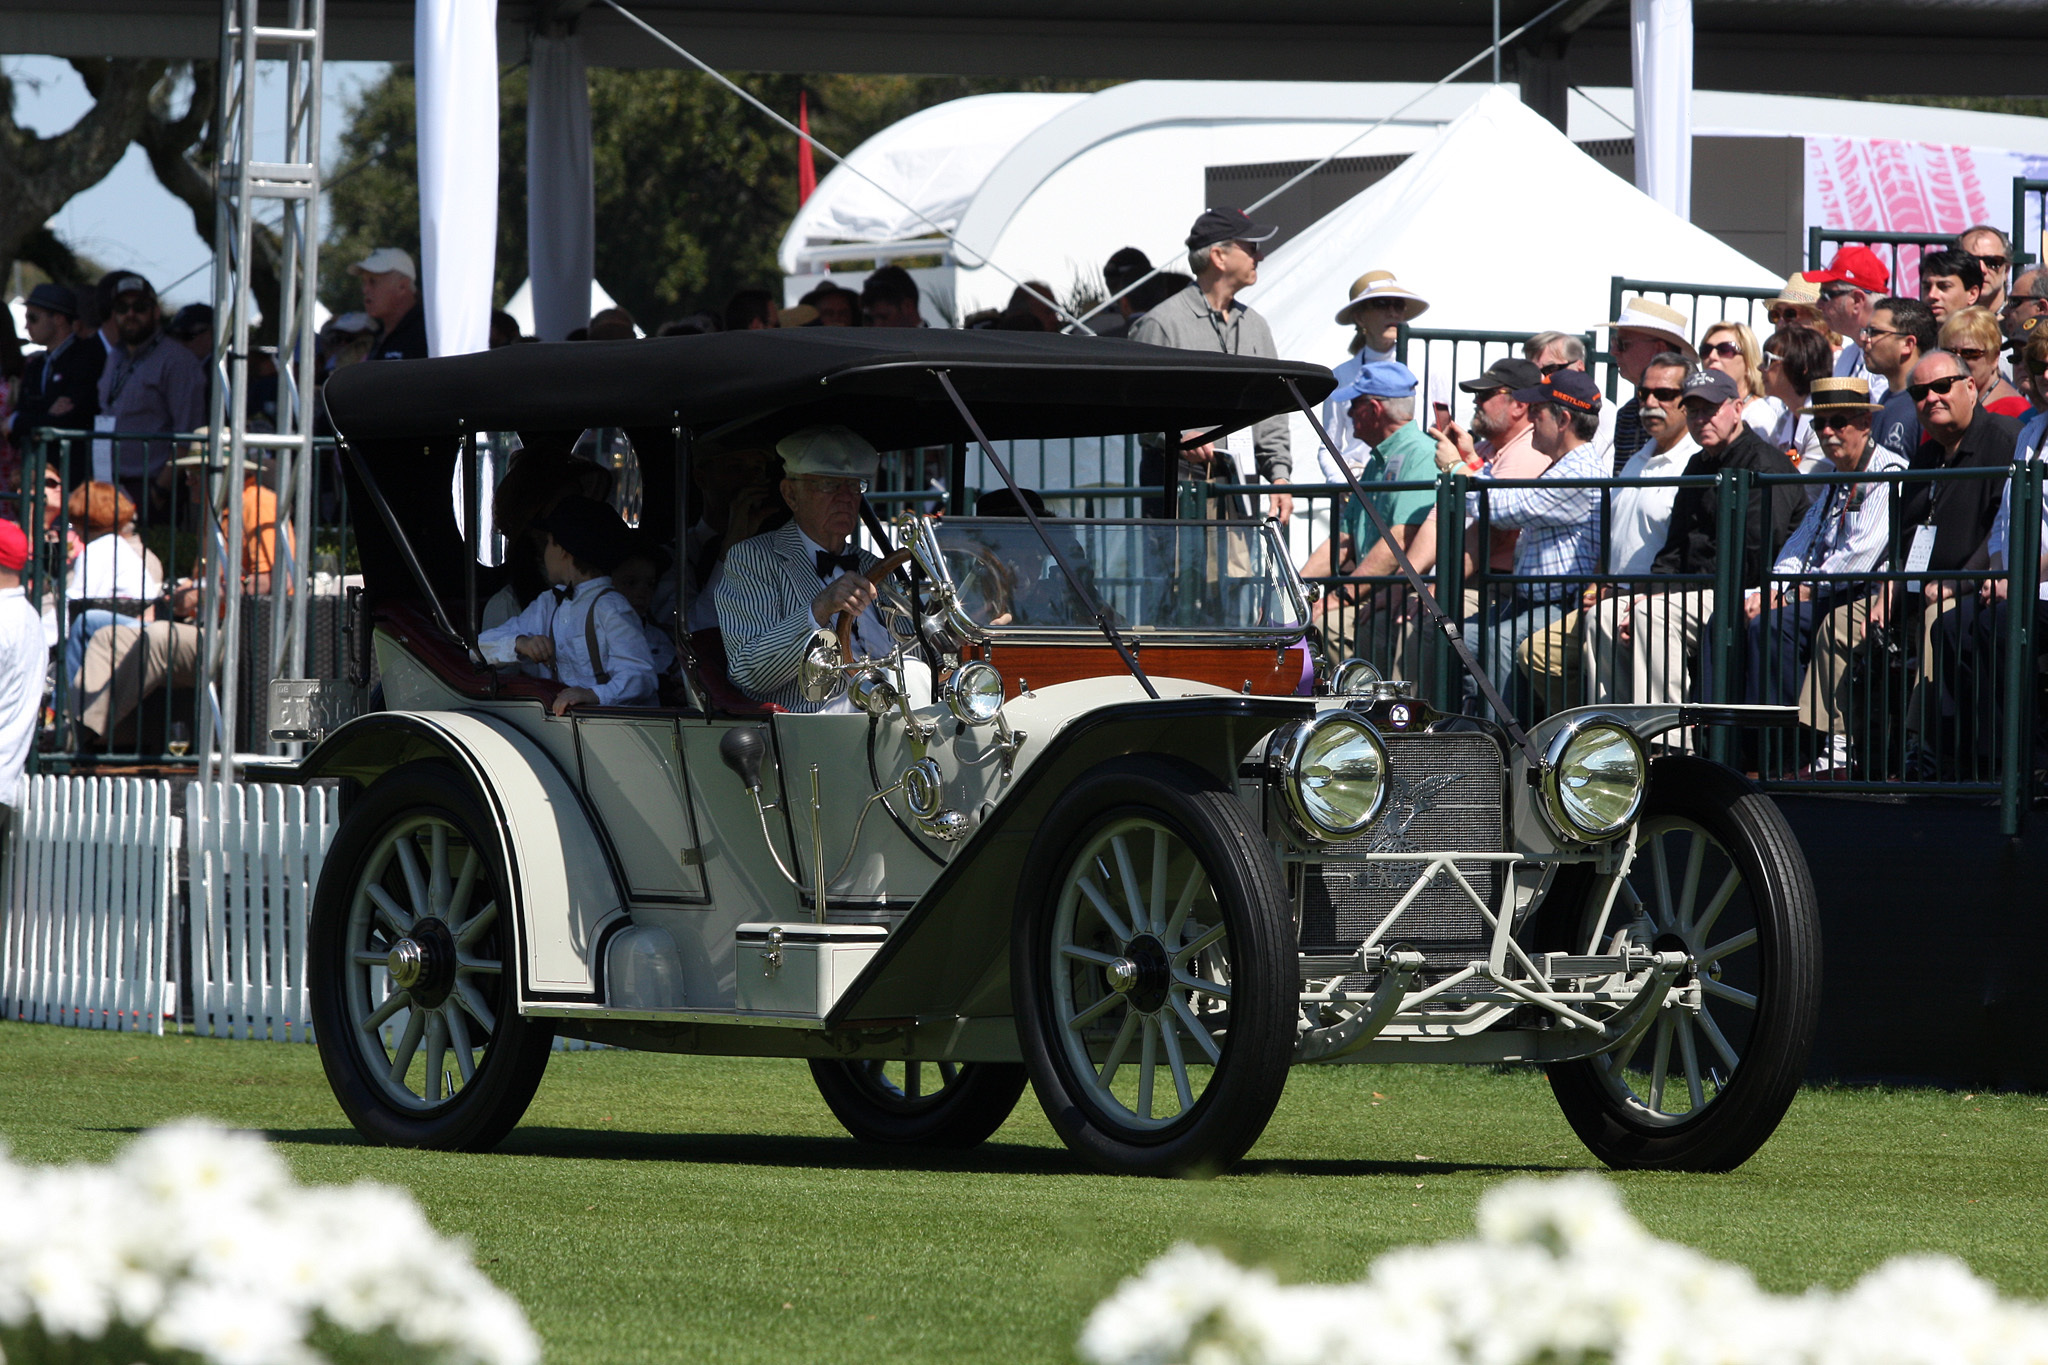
[1332,359,1419,404]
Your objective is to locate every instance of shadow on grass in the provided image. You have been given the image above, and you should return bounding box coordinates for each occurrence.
[246,1125,1575,1179]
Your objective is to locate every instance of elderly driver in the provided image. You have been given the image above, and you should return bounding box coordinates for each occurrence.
[716,425,904,713]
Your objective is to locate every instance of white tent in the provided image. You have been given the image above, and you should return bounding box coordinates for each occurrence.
[779,92,1086,266]
[1246,86,1780,368]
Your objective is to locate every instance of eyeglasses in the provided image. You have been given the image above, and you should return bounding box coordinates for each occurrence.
[1702,341,1744,360]
[1811,411,1867,431]
[1908,374,1966,401]
[42,477,62,491]
[1760,352,1780,368]
[1639,386,1686,402]
[2000,295,2048,311]
[1949,346,1991,363]
[1765,308,1809,325]
[1974,254,2010,270]
[793,475,869,498]
[110,296,153,315]
[1859,325,1902,340]
[1819,285,1863,302]
[1231,240,1263,261]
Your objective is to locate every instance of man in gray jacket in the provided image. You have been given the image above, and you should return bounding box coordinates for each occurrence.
[1129,207,1292,525]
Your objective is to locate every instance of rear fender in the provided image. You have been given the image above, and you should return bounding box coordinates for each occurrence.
[296,711,627,1000]
[827,696,1311,1027]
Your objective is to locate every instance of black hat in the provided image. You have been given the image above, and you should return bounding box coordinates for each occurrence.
[1458,357,1543,394]
[1186,207,1278,253]
[24,283,76,317]
[538,495,632,574]
[166,304,213,340]
[1680,367,1741,407]
[1511,368,1603,412]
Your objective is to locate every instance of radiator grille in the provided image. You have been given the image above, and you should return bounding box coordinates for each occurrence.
[1297,730,1505,955]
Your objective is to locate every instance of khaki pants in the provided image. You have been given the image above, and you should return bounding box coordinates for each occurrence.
[74,621,201,743]
[1581,589,1713,707]
[1797,592,1961,738]
[1517,610,1583,716]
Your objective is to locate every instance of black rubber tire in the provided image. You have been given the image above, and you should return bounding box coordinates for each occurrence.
[808,1058,1027,1147]
[1012,755,1296,1178]
[1537,755,1821,1172]
[309,761,555,1150]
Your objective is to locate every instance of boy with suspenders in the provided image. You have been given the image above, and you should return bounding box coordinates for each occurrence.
[478,496,658,714]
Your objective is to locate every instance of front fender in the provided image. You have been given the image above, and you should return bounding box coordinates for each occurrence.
[827,695,1311,1027]
[296,711,627,1000]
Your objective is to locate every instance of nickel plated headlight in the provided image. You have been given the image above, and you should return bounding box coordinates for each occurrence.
[1272,711,1390,841]
[1540,715,1648,843]
[942,661,1005,725]
[1330,657,1381,696]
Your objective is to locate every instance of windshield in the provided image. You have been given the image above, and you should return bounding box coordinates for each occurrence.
[929,518,1307,639]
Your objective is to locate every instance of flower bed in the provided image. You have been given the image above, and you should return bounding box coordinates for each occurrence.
[1080,1174,2048,1365]
[0,1120,537,1365]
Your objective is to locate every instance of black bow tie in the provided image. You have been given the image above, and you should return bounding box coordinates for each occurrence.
[815,549,862,578]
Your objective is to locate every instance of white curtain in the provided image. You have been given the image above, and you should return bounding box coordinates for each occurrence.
[415,0,499,358]
[527,30,593,342]
[1631,0,1693,220]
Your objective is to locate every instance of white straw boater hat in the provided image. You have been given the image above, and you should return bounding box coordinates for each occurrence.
[1606,295,1694,354]
[1335,270,1430,326]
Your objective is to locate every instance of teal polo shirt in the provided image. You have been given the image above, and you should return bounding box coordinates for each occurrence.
[1342,421,1437,549]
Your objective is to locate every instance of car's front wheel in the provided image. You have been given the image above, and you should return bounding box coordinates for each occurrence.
[1012,757,1295,1177]
[808,1058,1026,1147]
[1538,755,1820,1172]
[309,762,554,1150]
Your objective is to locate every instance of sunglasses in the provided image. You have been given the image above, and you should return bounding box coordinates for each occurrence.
[110,296,154,315]
[1702,341,1743,359]
[1766,308,1809,324]
[1909,374,1966,401]
[1538,361,1572,375]
[1639,386,1686,402]
[1974,254,2010,270]
[42,477,62,491]
[1811,411,1867,431]
[1949,347,1991,363]
[1819,285,1863,301]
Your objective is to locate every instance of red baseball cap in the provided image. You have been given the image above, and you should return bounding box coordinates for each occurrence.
[1808,245,1889,294]
[0,521,29,572]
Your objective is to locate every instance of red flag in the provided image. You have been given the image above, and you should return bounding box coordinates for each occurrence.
[797,90,817,204]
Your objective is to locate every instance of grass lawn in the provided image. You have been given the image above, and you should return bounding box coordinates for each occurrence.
[1,1021,2043,1364]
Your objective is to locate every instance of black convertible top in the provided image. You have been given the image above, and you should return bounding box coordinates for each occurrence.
[323,327,1336,448]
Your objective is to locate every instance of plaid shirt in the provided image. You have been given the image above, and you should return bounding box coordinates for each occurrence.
[1465,439,1606,595]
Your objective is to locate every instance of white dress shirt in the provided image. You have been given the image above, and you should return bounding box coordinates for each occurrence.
[476,574,657,705]
[68,533,162,606]
[0,586,45,807]
[1607,433,1700,575]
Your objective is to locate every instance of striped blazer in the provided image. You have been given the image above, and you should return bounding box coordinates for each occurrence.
[714,521,880,713]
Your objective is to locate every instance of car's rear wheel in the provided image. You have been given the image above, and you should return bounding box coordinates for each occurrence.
[1012,757,1295,1178]
[808,1058,1026,1147]
[1538,755,1820,1171]
[309,762,554,1150]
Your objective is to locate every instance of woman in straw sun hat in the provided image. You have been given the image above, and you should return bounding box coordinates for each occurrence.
[1316,270,1432,488]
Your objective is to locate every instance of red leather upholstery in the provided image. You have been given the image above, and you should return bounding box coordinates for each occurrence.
[374,601,566,706]
[689,628,785,716]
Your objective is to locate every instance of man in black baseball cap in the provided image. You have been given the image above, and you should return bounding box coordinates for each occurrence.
[1128,207,1293,525]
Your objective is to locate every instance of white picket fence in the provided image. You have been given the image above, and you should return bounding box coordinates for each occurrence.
[185,781,337,1042]
[1,776,180,1033]
[4,774,599,1052]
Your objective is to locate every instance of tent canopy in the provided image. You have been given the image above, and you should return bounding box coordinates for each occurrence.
[1244,86,1780,372]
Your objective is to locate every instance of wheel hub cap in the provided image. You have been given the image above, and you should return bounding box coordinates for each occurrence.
[1122,934,1173,1015]
[389,917,457,1008]
[1104,958,1140,994]
[387,939,426,988]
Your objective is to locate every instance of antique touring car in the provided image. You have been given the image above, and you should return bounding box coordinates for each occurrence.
[299,330,1818,1177]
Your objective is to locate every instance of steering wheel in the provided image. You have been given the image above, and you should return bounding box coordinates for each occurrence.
[833,548,916,664]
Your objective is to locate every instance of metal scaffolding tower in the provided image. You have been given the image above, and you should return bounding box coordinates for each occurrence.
[199,0,324,789]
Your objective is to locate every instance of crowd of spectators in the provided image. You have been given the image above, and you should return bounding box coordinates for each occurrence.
[7,210,2048,776]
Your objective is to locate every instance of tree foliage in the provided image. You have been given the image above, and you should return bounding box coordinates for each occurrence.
[321,67,1115,327]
